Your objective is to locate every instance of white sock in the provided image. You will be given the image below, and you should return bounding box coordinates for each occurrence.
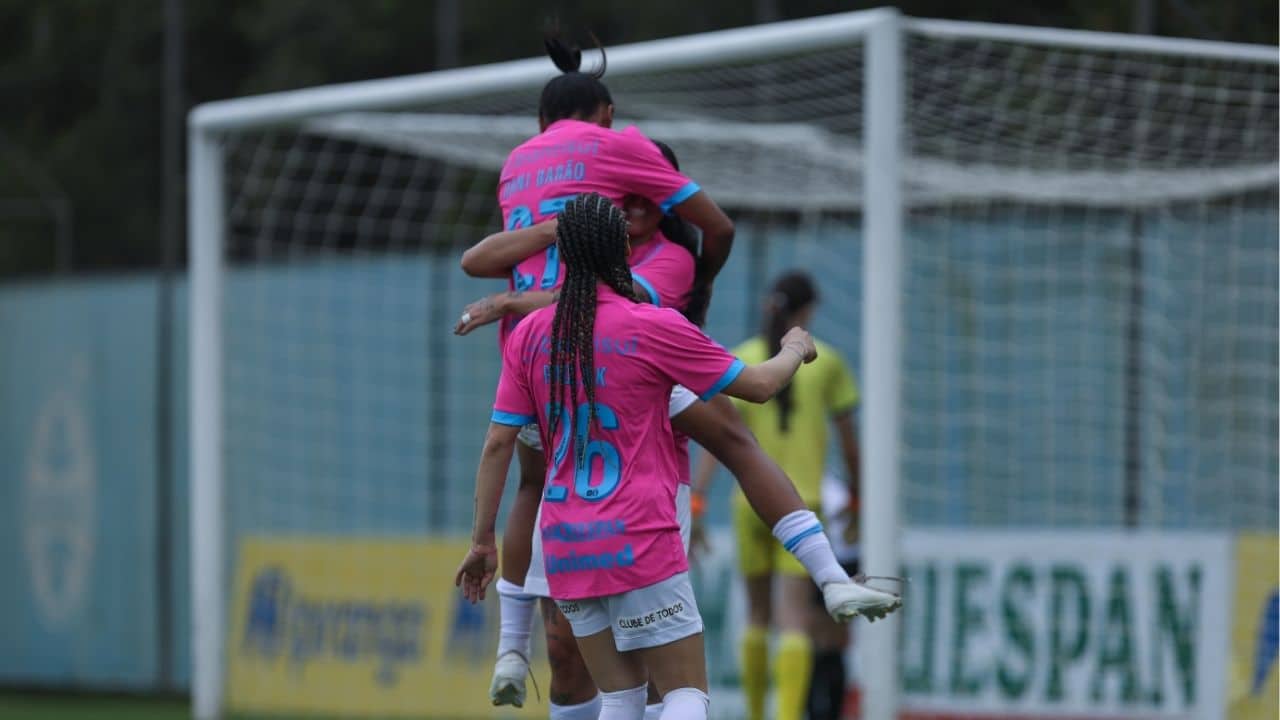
[495,578,536,658]
[771,509,851,588]
[644,702,664,719]
[550,693,603,719]
[661,687,709,719]
[598,685,648,720]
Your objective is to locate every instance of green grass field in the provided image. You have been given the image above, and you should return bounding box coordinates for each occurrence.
[0,692,476,720]
[0,693,189,720]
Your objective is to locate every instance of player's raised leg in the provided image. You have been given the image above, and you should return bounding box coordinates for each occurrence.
[679,396,902,623]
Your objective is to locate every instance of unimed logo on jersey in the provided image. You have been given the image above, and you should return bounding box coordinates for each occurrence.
[241,565,426,686]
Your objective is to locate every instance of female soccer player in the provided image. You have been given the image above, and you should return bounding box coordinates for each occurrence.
[457,193,871,720]
[456,34,733,715]
[457,35,898,717]
[690,272,868,720]
[460,142,897,719]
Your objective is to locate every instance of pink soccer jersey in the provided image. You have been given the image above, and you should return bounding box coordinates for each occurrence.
[491,286,744,600]
[627,235,697,484]
[629,234,695,311]
[496,119,700,343]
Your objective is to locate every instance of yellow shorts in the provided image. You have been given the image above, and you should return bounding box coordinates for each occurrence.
[732,496,819,578]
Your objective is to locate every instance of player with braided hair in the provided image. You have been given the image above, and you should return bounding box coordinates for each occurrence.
[452,29,735,718]
[457,193,882,720]
[459,86,902,720]
[544,194,640,451]
[455,31,900,719]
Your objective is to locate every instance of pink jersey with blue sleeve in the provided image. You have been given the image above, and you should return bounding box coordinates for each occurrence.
[629,234,695,311]
[491,286,743,600]
[496,120,699,343]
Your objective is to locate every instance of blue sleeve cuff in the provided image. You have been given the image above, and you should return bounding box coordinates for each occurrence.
[631,273,660,306]
[659,181,701,214]
[699,359,746,401]
[492,410,536,426]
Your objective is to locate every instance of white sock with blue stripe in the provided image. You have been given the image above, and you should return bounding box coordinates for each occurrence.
[771,509,851,588]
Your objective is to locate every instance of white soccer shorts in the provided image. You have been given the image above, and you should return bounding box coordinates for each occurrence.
[556,571,703,652]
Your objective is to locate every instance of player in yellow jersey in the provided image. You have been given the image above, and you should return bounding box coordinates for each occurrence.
[691,271,862,720]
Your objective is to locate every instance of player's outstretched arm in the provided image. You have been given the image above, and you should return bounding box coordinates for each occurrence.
[459,220,558,278]
[457,422,520,602]
[721,327,817,403]
[454,289,558,335]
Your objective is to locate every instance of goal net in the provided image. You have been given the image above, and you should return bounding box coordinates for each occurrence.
[191,10,1277,720]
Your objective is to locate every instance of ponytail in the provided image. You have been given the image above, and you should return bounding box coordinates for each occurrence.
[763,272,818,432]
[543,26,606,78]
[539,27,612,125]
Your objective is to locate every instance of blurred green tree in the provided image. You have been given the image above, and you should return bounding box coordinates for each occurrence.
[0,0,1273,276]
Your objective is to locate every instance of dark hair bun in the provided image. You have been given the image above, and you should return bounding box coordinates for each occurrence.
[544,33,583,74]
[544,27,607,79]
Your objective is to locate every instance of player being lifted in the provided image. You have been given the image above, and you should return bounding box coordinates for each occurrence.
[457,194,892,720]
[454,32,901,719]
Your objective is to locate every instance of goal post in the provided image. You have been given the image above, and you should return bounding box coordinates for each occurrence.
[187,128,224,720]
[188,9,1276,720]
[860,12,905,720]
[188,9,900,719]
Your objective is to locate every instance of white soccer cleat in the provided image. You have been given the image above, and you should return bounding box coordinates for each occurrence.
[822,577,902,623]
[489,651,530,707]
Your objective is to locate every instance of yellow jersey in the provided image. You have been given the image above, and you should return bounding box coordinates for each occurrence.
[730,336,859,506]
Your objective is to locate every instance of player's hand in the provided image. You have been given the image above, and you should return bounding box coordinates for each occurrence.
[454,295,504,336]
[781,327,818,363]
[455,545,498,603]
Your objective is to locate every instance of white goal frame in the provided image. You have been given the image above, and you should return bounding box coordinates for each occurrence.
[188,8,1276,719]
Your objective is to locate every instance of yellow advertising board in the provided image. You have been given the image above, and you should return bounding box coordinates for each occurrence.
[226,537,549,718]
[1229,533,1278,720]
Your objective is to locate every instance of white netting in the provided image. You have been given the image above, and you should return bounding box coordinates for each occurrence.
[899,30,1278,530]
[207,19,1277,717]
[218,40,873,547]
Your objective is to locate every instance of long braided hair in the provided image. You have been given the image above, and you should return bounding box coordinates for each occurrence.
[764,271,818,432]
[548,193,640,465]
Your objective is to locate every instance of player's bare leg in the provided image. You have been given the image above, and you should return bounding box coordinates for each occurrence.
[574,627,648,719]
[674,396,902,622]
[543,599,602,718]
[636,633,710,719]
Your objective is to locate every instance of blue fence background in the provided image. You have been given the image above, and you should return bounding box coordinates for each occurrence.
[0,204,1275,690]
